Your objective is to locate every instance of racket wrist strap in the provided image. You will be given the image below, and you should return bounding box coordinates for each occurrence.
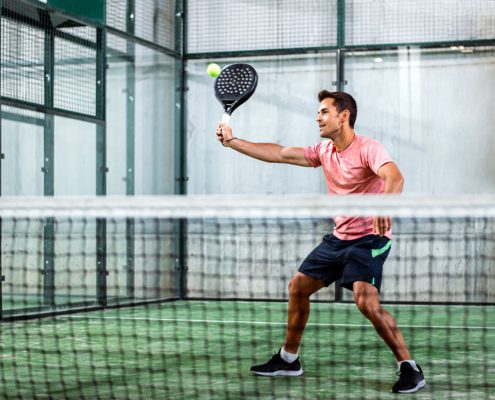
[222,137,238,147]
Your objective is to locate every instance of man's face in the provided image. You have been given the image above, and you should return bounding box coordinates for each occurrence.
[316,98,344,139]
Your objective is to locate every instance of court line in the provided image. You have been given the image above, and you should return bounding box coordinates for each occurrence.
[62,315,495,330]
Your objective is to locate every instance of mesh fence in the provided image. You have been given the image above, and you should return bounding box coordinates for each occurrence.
[345,0,495,46]
[1,1,45,106]
[106,0,177,50]
[187,0,339,54]
[0,195,494,399]
[187,0,495,54]
[1,0,98,117]
[53,27,97,116]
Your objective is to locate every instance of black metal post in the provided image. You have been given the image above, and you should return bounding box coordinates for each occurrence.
[42,11,55,307]
[96,27,107,306]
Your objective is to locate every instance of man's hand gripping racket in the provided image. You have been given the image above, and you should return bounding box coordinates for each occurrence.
[214,63,258,146]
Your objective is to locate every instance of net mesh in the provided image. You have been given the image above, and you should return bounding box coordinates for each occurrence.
[0,195,494,399]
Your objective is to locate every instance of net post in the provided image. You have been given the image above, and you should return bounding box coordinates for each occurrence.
[174,0,187,196]
[96,217,107,306]
[174,0,188,300]
[43,219,55,307]
[42,9,55,307]
[334,281,343,302]
[125,0,137,301]
[126,219,135,299]
[174,219,188,299]
[95,27,108,307]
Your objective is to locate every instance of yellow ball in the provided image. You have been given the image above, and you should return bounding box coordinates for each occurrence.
[207,63,221,78]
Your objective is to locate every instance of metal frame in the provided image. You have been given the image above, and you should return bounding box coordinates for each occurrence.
[125,0,136,300]
[174,0,187,299]
[42,8,55,307]
[96,28,107,306]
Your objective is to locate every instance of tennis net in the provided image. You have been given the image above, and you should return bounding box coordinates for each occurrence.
[0,195,494,399]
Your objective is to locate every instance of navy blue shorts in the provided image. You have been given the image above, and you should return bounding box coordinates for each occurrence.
[298,234,392,293]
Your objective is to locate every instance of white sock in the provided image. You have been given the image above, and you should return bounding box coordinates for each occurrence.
[398,360,420,373]
[280,347,298,363]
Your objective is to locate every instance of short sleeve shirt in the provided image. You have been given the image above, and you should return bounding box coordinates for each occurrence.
[304,135,393,240]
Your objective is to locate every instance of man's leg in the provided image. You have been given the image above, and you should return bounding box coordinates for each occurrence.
[250,272,324,376]
[353,281,425,393]
[353,281,410,360]
[284,272,325,353]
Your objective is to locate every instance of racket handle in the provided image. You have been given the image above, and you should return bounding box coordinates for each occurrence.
[221,113,231,125]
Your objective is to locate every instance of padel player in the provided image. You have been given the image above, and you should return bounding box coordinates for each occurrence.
[215,91,425,394]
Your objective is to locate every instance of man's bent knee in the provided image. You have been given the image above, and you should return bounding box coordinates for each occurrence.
[353,281,382,318]
[355,298,381,319]
[289,272,324,298]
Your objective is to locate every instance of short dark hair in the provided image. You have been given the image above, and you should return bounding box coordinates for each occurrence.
[318,91,357,128]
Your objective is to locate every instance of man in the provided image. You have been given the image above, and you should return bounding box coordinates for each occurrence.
[215,91,426,394]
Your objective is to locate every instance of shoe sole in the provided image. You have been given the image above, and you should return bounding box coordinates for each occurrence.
[250,369,304,377]
[394,379,426,393]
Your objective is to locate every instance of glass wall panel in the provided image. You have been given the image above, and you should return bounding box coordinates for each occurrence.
[134,44,176,195]
[54,117,96,195]
[106,34,129,196]
[52,117,97,306]
[133,42,177,296]
[1,107,44,196]
[345,46,495,194]
[187,54,337,195]
[106,34,177,302]
[107,35,176,196]
[1,106,45,313]
[105,36,133,299]
[342,46,495,303]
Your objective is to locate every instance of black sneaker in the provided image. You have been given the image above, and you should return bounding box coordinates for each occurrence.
[392,362,426,393]
[250,349,303,377]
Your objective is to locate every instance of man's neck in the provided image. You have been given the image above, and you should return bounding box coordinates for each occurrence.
[332,128,356,152]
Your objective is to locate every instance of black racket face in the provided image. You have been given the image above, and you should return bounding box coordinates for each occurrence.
[214,63,258,115]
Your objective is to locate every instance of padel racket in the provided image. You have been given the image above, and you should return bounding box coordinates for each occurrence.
[214,63,258,126]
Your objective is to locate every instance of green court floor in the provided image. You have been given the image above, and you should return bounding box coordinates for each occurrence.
[1,301,494,399]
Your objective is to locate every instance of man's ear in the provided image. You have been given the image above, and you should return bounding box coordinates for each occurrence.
[341,110,350,123]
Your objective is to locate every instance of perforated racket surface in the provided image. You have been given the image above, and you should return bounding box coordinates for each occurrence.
[214,63,258,125]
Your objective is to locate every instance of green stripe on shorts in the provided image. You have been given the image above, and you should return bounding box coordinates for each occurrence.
[371,240,392,258]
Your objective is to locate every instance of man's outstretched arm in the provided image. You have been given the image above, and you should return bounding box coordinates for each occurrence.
[216,123,310,167]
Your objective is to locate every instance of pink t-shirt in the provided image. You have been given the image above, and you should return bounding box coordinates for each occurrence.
[304,135,393,240]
